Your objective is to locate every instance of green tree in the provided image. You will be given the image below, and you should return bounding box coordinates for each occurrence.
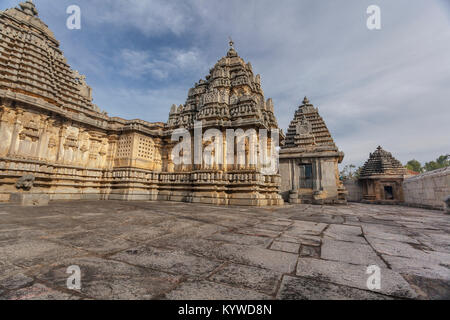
[405,159,422,173]
[423,154,449,172]
[340,164,361,180]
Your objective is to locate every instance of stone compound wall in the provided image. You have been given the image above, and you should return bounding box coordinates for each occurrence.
[343,179,363,202]
[403,167,450,211]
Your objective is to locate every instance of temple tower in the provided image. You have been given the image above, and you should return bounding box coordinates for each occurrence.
[279,97,347,204]
[359,146,407,204]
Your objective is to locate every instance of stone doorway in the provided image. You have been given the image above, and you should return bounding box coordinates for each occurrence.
[384,186,394,200]
[299,164,313,189]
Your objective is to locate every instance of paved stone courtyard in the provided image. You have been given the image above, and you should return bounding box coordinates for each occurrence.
[0,201,448,300]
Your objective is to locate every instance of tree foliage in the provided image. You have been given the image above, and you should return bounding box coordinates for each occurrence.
[406,159,422,173]
[340,164,362,180]
[405,154,449,173]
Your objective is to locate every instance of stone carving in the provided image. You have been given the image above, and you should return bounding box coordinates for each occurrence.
[296,117,312,135]
[19,1,38,16]
[0,2,283,206]
[15,174,35,190]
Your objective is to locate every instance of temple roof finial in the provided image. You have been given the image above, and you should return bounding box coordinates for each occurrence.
[228,36,234,49]
[303,96,310,105]
[226,37,238,58]
[19,0,38,16]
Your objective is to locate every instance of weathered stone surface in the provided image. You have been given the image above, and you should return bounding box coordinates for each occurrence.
[284,221,328,237]
[402,274,450,300]
[296,258,418,299]
[382,255,450,281]
[207,232,272,248]
[35,257,182,300]
[270,241,300,253]
[236,227,282,238]
[366,236,450,265]
[361,224,420,244]
[277,276,392,300]
[45,230,138,254]
[321,239,385,266]
[0,200,448,300]
[209,264,281,295]
[214,244,298,274]
[0,273,34,291]
[291,213,345,225]
[111,246,222,277]
[0,239,85,268]
[0,284,80,300]
[324,224,366,244]
[165,280,271,300]
[300,245,321,258]
[9,193,50,206]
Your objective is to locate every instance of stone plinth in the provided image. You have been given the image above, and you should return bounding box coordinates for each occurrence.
[10,193,50,206]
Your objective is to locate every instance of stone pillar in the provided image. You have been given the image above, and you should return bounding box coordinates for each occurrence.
[56,125,67,163]
[7,109,23,157]
[36,116,49,160]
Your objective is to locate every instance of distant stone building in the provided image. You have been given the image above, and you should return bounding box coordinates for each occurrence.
[359,146,407,204]
[0,2,283,206]
[279,97,347,204]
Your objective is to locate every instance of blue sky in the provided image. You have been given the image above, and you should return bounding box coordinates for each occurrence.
[3,0,450,168]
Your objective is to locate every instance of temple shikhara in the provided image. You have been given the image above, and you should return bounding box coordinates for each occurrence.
[279,97,347,204]
[0,1,345,206]
[359,146,408,204]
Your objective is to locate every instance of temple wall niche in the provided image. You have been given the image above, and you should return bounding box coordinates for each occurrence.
[0,106,15,157]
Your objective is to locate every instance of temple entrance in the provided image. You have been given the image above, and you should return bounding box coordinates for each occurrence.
[299,164,313,189]
[384,186,394,200]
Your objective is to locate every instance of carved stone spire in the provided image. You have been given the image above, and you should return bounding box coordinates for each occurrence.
[303,96,310,105]
[229,37,234,49]
[19,1,38,16]
[360,146,407,177]
[227,37,238,58]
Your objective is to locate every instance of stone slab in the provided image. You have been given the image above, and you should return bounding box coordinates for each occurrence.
[35,257,182,300]
[296,258,418,299]
[214,244,298,274]
[209,263,281,295]
[277,276,392,300]
[165,280,271,300]
[111,246,222,277]
[270,241,300,254]
[321,239,385,266]
[0,284,80,300]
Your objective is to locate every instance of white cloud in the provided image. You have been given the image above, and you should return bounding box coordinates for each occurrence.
[118,48,205,80]
[83,0,197,36]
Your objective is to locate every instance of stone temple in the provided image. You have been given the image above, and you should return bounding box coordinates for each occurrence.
[359,146,408,204]
[279,97,347,204]
[0,1,344,206]
[0,1,284,206]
